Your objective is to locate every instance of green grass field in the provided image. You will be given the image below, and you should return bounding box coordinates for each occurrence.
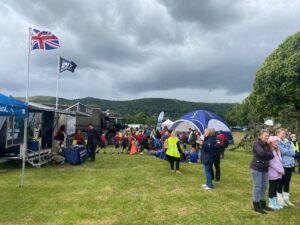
[0,147,299,225]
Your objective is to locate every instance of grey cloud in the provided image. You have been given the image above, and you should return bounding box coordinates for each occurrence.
[2,0,300,103]
[158,0,243,30]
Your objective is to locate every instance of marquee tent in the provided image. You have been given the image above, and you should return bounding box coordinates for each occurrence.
[0,94,28,118]
[161,119,173,129]
[0,93,28,186]
[170,110,233,144]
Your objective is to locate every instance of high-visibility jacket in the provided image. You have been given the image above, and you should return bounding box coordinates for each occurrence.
[166,137,180,158]
[291,141,299,152]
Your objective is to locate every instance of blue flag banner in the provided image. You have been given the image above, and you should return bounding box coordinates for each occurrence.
[59,57,77,73]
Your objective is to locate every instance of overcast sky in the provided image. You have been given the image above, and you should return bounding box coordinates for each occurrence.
[1,0,300,103]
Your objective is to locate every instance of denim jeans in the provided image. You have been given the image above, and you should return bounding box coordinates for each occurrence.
[251,169,268,202]
[203,164,213,188]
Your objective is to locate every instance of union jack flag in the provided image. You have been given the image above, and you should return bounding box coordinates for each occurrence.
[31,28,60,50]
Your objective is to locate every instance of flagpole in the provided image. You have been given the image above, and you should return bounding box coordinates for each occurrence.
[56,56,60,110]
[20,27,31,187]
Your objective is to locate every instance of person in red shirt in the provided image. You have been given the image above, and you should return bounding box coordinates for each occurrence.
[100,133,107,154]
[136,131,142,151]
[75,130,84,145]
[113,132,120,154]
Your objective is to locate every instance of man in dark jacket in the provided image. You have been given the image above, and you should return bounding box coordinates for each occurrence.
[87,124,100,162]
[250,129,274,214]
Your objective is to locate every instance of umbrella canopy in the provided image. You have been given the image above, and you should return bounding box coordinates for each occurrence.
[171,110,234,144]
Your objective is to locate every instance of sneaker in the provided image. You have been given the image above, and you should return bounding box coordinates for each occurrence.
[204,187,212,190]
[140,152,144,155]
[176,170,181,174]
[202,184,207,187]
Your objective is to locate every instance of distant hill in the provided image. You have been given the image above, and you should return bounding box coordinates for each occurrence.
[26,96,235,120]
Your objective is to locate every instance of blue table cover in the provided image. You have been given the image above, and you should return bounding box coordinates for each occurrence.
[62,146,88,165]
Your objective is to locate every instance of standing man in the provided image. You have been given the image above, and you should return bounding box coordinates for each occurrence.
[87,124,100,162]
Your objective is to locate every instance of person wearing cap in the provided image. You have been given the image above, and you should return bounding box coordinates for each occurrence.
[250,129,274,214]
[290,134,300,173]
[276,128,295,207]
[267,136,285,210]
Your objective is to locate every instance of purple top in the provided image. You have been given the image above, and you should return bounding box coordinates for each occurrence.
[268,151,284,180]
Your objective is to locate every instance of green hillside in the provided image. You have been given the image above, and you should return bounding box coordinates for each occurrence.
[27,96,235,122]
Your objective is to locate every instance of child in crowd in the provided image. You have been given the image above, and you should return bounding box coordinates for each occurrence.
[121,132,128,154]
[268,136,284,210]
[189,148,199,163]
[100,132,107,154]
[180,132,187,150]
[130,136,137,155]
[113,132,120,154]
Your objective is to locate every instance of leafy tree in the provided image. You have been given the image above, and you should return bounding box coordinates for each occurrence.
[228,31,300,128]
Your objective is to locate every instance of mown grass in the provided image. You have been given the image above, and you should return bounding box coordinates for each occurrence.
[0,147,299,225]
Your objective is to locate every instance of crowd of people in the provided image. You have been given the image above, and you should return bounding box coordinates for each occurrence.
[250,128,299,214]
[52,123,299,214]
[84,125,229,189]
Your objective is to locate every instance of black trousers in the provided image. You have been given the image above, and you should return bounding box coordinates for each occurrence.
[167,155,180,171]
[269,179,280,198]
[211,155,220,181]
[89,146,96,160]
[277,167,293,193]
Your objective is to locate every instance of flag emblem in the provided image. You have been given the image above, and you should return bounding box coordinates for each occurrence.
[59,57,77,73]
[31,29,60,50]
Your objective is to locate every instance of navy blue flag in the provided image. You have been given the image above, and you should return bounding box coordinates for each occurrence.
[59,57,77,73]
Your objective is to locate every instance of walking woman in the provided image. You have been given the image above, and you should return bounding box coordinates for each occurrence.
[165,131,182,173]
[250,129,274,214]
[276,128,295,207]
[201,128,215,190]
